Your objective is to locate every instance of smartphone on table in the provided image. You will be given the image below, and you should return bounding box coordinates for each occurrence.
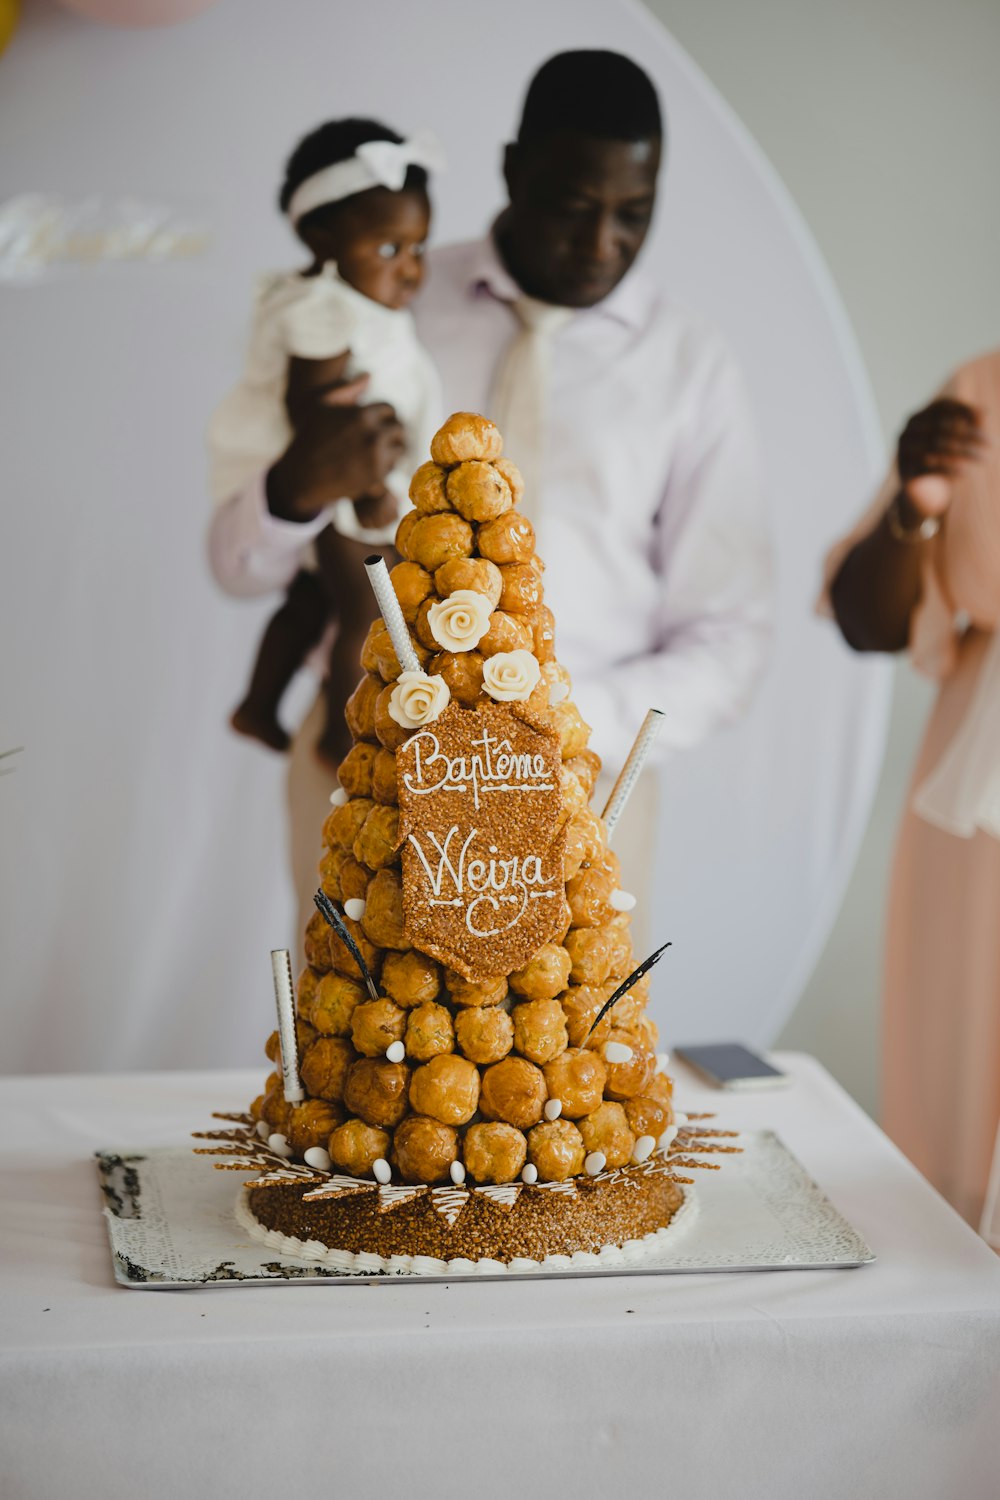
[674,1042,789,1091]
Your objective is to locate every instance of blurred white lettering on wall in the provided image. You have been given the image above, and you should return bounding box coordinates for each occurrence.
[0,194,209,281]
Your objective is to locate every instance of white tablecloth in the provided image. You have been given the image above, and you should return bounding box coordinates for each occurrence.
[2,1055,998,1500]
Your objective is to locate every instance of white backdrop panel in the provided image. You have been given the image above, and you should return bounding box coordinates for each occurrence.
[0,0,887,1072]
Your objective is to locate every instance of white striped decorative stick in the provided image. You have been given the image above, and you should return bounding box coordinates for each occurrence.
[601,708,664,841]
[270,949,304,1104]
[364,554,420,673]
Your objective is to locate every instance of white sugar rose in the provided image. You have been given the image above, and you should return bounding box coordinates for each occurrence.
[481,649,541,702]
[427,589,493,652]
[388,670,451,729]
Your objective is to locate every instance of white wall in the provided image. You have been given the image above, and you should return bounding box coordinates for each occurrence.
[643,0,1000,1115]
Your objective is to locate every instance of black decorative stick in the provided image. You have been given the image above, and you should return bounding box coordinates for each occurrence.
[313,889,380,1001]
[585,942,672,1040]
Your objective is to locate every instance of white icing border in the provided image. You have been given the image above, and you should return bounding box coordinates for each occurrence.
[235,1182,698,1277]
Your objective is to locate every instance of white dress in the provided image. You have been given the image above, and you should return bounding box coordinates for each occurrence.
[207,262,440,542]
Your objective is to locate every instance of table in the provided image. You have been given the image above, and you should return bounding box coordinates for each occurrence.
[2,1054,998,1500]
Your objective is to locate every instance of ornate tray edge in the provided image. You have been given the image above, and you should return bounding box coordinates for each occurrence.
[95,1133,875,1288]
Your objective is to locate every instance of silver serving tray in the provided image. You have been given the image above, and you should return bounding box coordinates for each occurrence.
[96,1131,874,1286]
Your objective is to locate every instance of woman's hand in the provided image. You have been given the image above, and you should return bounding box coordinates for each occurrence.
[831,393,989,652]
[897,397,986,518]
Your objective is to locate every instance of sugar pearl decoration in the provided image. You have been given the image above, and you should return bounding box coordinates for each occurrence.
[584,1151,607,1177]
[449,1161,466,1185]
[658,1125,679,1152]
[329,787,348,807]
[304,1146,332,1172]
[655,1051,670,1075]
[548,680,570,705]
[521,1163,539,1185]
[343,897,366,922]
[674,1112,689,1126]
[267,1133,292,1159]
[256,1120,270,1140]
[604,1041,634,1064]
[385,1040,406,1063]
[543,1098,563,1121]
[609,888,637,912]
[373,1158,392,1185]
[631,1135,656,1164]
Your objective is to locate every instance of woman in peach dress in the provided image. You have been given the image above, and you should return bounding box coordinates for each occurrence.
[826,349,1000,1231]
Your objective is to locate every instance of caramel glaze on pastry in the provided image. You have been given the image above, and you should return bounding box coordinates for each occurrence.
[527,1118,586,1181]
[389,560,436,628]
[454,1005,514,1065]
[446,460,513,522]
[408,460,451,515]
[286,1099,343,1156]
[462,1120,527,1184]
[542,1047,607,1118]
[307,972,366,1037]
[371,747,399,805]
[343,1058,411,1129]
[429,411,503,466]
[479,1056,547,1130]
[328,1118,390,1177]
[381,948,441,1007]
[511,999,569,1066]
[428,649,484,707]
[393,1114,458,1184]
[409,1054,480,1126]
[337,741,379,796]
[434,555,503,606]
[299,1036,355,1104]
[403,513,474,573]
[404,1001,455,1062]
[478,609,534,657]
[350,998,407,1058]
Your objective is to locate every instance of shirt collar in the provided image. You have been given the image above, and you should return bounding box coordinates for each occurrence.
[468,232,652,331]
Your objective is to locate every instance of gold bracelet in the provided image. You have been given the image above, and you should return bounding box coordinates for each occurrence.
[887,492,941,544]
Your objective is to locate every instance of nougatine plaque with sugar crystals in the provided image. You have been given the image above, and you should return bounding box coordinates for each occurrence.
[396,700,568,980]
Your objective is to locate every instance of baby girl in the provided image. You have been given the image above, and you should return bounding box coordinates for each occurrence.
[208,117,442,765]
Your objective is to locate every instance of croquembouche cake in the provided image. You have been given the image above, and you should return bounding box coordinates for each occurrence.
[196,412,733,1274]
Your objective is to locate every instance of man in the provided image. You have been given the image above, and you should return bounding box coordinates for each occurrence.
[209,50,772,946]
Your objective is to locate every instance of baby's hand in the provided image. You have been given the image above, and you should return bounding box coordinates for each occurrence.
[353,485,400,530]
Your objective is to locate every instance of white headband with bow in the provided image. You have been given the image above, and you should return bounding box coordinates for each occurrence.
[286,131,444,225]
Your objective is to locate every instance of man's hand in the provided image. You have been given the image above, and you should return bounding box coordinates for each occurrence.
[266,378,406,524]
[897,397,987,518]
[353,484,400,531]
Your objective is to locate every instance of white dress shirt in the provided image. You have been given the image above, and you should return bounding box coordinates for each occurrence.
[208,235,772,766]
